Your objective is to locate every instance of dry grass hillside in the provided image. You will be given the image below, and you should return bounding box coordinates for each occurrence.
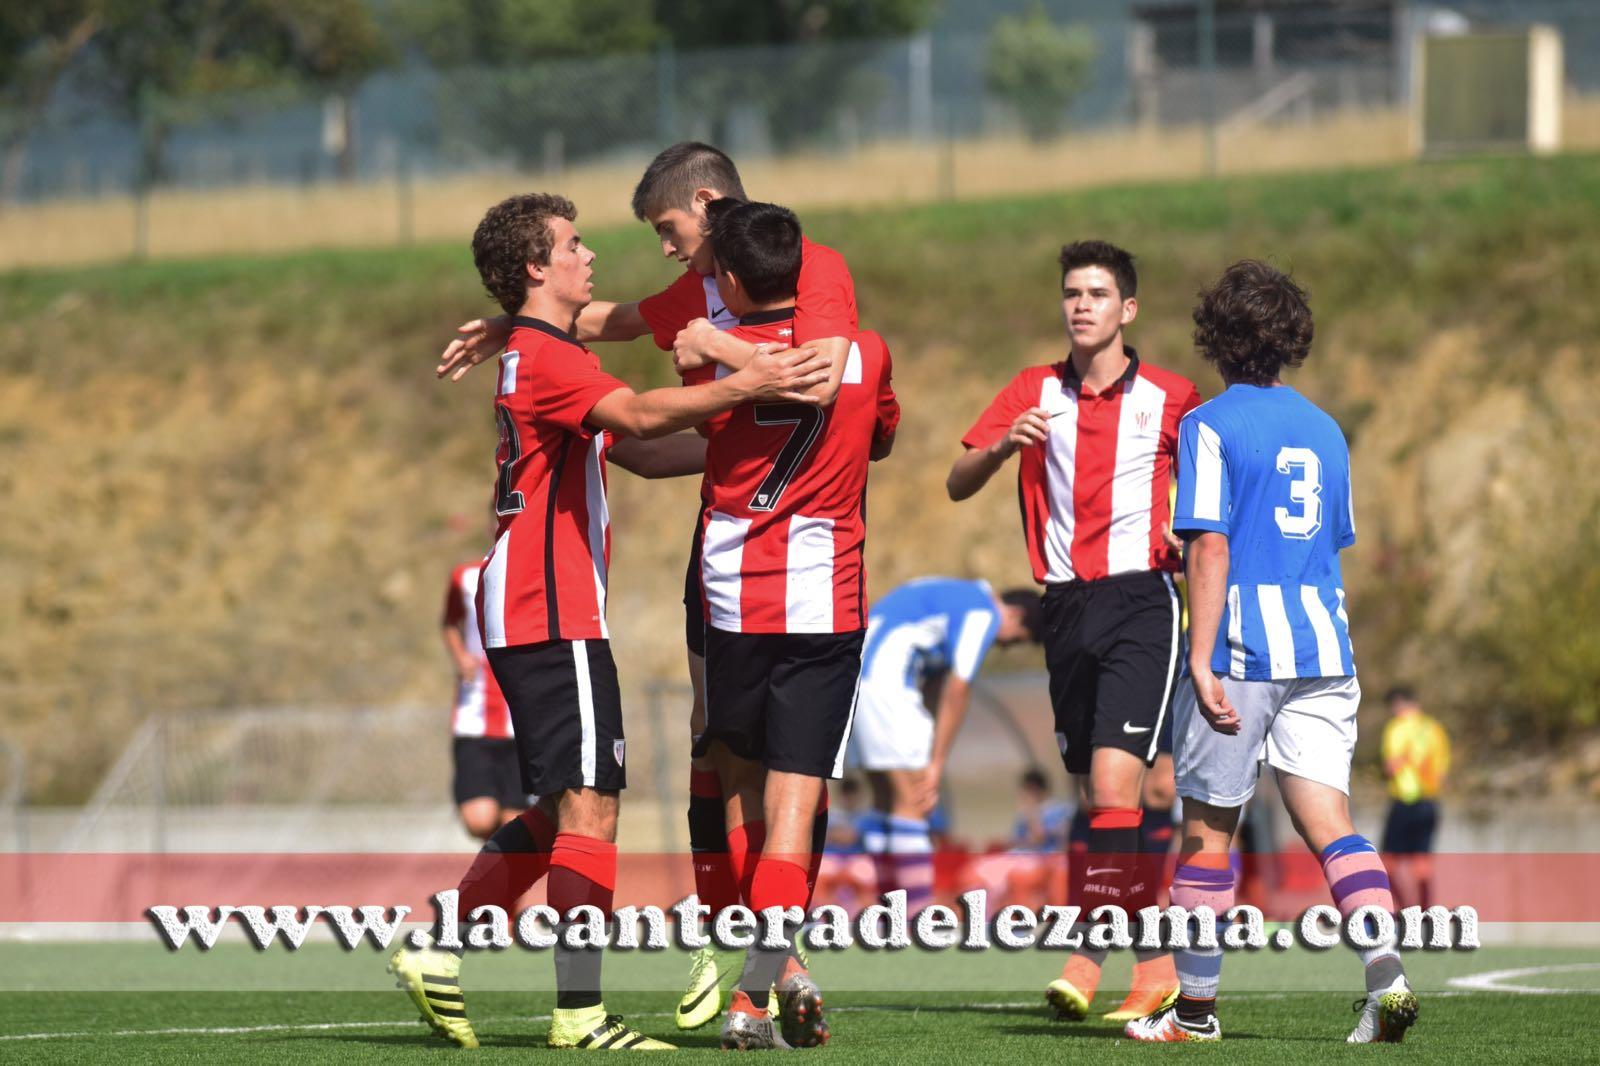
[3,154,1598,801]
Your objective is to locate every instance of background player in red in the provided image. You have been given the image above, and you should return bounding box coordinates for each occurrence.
[434,143,858,1027]
[388,192,830,1053]
[947,241,1200,1023]
[441,514,527,841]
[685,197,898,1050]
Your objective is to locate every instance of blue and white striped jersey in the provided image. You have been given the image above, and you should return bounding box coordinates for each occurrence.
[1173,384,1356,681]
[860,578,1002,693]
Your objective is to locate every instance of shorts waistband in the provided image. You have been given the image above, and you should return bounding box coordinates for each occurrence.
[1045,568,1174,593]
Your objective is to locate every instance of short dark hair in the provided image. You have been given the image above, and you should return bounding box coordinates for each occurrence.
[631,141,747,221]
[705,198,802,305]
[1020,768,1050,792]
[471,192,576,314]
[1385,684,1418,706]
[1059,240,1137,299]
[1000,587,1044,644]
[1192,259,1314,386]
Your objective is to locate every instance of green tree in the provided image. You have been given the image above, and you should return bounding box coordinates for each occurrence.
[985,3,1096,142]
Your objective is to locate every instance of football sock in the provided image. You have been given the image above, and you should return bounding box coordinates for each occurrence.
[548,832,616,1011]
[1064,807,1142,975]
[727,819,767,907]
[1320,834,1404,992]
[688,768,738,925]
[451,804,556,955]
[1139,804,1175,857]
[1129,809,1168,966]
[739,857,809,1009]
[885,814,935,911]
[1170,854,1233,1021]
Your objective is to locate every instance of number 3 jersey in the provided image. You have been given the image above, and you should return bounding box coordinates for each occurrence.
[1173,383,1357,681]
[684,309,900,634]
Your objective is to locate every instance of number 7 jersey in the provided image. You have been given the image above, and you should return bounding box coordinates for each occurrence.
[1172,383,1356,681]
[684,310,900,634]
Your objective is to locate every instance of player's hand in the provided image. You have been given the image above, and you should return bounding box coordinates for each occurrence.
[1162,525,1184,554]
[737,344,829,403]
[673,317,718,371]
[1192,669,1239,735]
[1000,407,1051,455]
[913,764,944,816]
[455,656,479,684]
[437,315,513,381]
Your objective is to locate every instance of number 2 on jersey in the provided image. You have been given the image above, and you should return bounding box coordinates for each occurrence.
[495,405,526,515]
[749,402,824,512]
[1273,445,1322,539]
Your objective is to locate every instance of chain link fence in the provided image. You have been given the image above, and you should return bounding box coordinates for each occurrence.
[4,3,1600,265]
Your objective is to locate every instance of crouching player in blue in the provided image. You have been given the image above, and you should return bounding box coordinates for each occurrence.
[1127,261,1417,1044]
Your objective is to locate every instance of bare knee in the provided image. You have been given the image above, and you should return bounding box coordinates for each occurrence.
[458,799,501,842]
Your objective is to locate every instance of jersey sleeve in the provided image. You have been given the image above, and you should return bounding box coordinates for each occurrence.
[528,348,629,437]
[960,370,1036,451]
[793,242,858,343]
[949,606,1000,682]
[636,270,707,351]
[442,569,465,629]
[1173,413,1230,536]
[874,340,901,441]
[1336,463,1357,549]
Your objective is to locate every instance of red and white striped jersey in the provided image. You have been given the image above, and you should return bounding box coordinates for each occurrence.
[478,316,627,648]
[637,236,858,349]
[442,561,512,738]
[961,352,1200,585]
[685,310,899,634]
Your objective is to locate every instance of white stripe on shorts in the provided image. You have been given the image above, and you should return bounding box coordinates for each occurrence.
[572,640,596,787]
[830,641,867,779]
[1149,573,1181,761]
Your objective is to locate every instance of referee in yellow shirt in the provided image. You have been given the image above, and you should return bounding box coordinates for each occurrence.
[1380,686,1451,909]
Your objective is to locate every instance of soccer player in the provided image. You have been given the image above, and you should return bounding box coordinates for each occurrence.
[435,143,856,1028]
[685,197,898,1050]
[1127,259,1418,1044]
[847,577,1042,909]
[1380,684,1450,910]
[442,534,528,841]
[947,241,1199,1021]
[388,192,831,1052]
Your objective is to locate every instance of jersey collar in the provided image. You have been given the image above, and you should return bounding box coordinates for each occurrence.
[512,315,580,345]
[1061,346,1140,396]
[738,306,796,327]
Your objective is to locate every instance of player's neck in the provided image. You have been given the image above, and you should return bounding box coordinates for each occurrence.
[1068,335,1129,392]
[517,292,582,337]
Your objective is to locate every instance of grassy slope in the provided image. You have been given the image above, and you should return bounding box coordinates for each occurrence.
[3,155,1599,800]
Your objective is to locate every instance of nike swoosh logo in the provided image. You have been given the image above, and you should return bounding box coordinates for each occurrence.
[1123,722,1153,734]
[709,305,727,319]
[677,983,716,1015]
[1085,867,1122,878]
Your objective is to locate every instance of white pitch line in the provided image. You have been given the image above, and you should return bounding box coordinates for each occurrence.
[1447,963,1600,996]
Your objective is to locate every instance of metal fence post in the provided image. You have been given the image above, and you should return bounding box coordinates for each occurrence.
[1199,0,1219,176]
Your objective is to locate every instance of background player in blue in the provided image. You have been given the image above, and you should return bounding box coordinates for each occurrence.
[1126,261,1417,1045]
[847,578,1041,908]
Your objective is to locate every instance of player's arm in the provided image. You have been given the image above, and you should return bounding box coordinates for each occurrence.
[607,432,707,479]
[916,674,974,814]
[1185,531,1239,735]
[441,623,476,683]
[586,346,830,439]
[435,302,651,382]
[675,320,847,405]
[946,407,1050,500]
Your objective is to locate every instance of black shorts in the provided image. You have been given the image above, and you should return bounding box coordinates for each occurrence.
[684,518,705,658]
[693,627,865,779]
[1043,569,1181,775]
[1381,799,1439,855]
[486,638,626,795]
[451,736,529,808]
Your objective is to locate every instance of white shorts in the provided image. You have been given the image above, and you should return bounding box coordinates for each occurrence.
[845,681,932,771]
[1174,674,1360,808]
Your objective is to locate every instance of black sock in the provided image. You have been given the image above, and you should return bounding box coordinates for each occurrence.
[1176,993,1215,1023]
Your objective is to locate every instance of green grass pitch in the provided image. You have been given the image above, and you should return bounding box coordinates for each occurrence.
[4,940,1597,1062]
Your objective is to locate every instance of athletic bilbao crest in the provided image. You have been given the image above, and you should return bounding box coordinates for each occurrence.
[613,739,626,766]
[1136,410,1152,430]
